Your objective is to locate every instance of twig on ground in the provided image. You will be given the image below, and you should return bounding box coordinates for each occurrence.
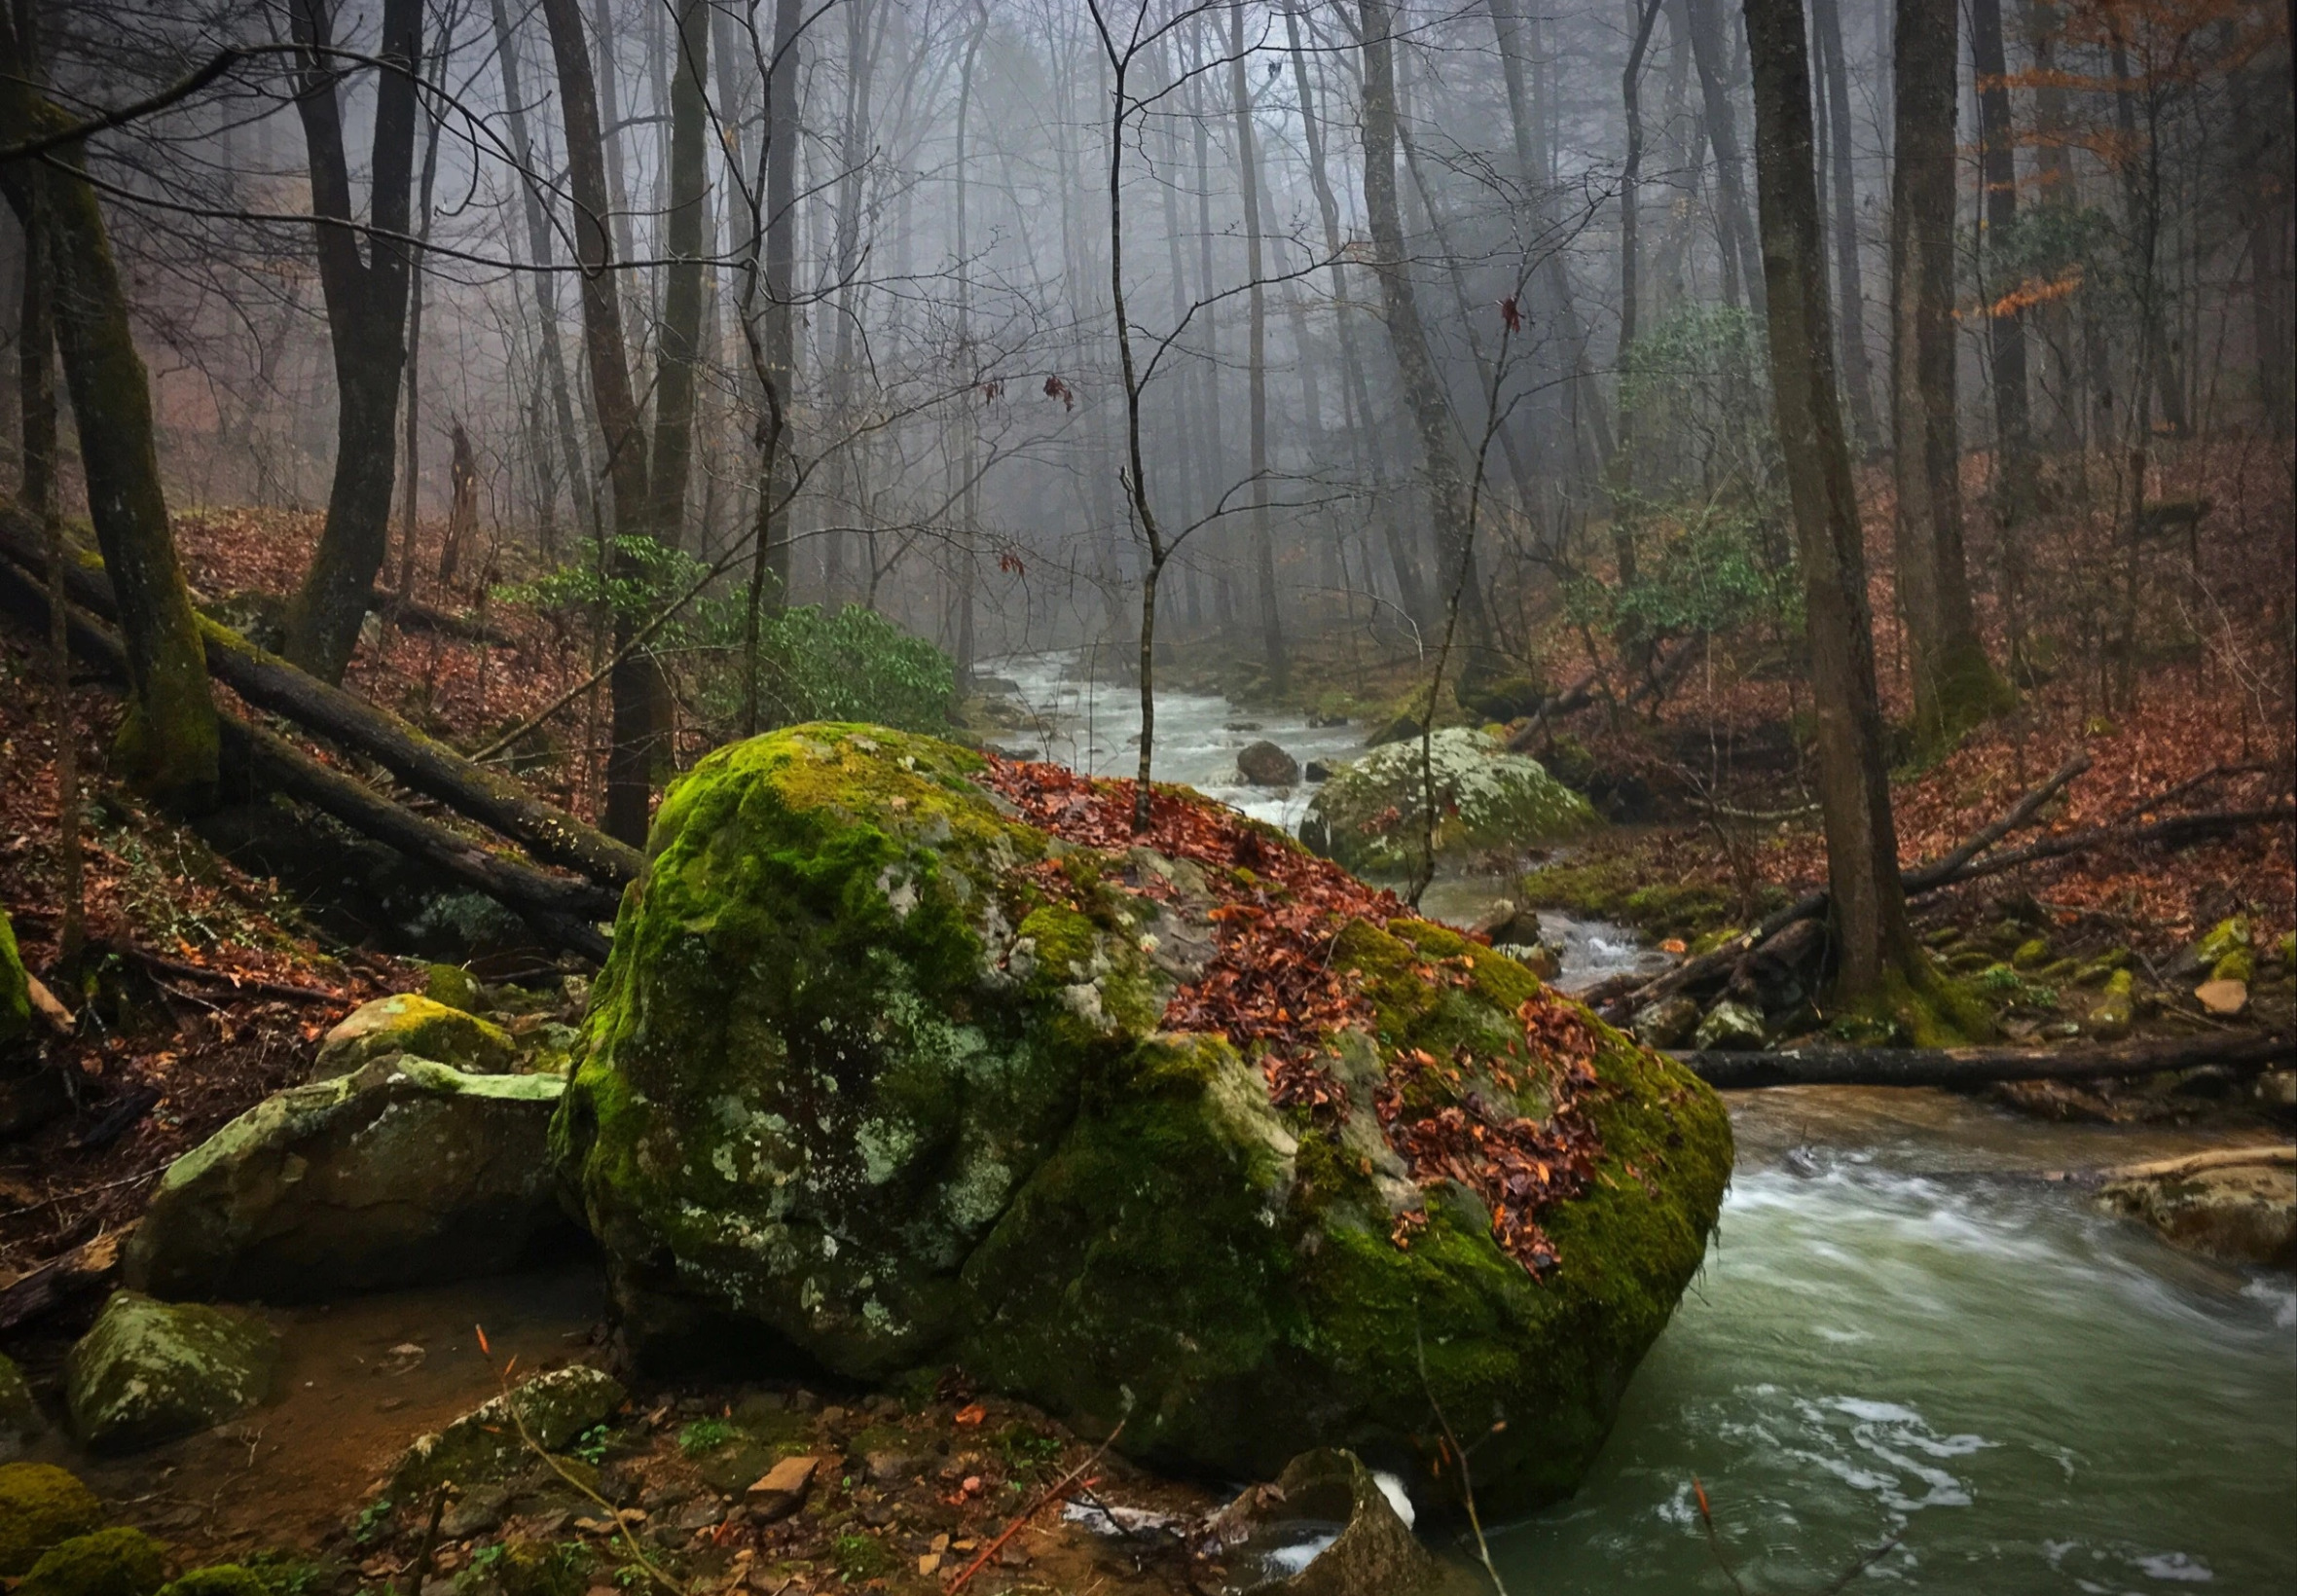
[947,1423,1127,1594]
[1416,1319,1509,1596]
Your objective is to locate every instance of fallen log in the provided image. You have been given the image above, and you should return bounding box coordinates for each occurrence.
[2096,1144,2294,1180]
[0,1224,132,1332]
[374,591,514,645]
[1672,1030,2294,1089]
[0,506,643,889]
[1502,637,1702,753]
[0,560,614,961]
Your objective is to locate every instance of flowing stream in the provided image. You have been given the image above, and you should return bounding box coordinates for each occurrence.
[994,650,2297,1593]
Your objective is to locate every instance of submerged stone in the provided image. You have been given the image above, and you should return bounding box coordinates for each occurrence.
[124,1056,569,1302]
[555,725,1730,1514]
[313,993,515,1078]
[1298,729,1597,876]
[66,1291,278,1454]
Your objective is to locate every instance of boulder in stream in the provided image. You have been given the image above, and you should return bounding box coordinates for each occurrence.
[2098,1148,2296,1268]
[1207,1449,1454,1596]
[554,724,1730,1514]
[65,1290,278,1454]
[124,1056,570,1302]
[1237,741,1302,786]
[1298,729,1596,876]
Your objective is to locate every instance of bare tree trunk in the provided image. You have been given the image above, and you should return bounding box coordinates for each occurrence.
[1741,0,1923,1000]
[1684,0,1766,313]
[1810,0,1878,449]
[1229,0,1286,690]
[280,0,423,683]
[1968,0,2034,677]
[490,0,594,540]
[1284,0,1426,630]
[538,0,657,844]
[0,36,217,809]
[761,0,803,605]
[1358,0,1483,642]
[646,0,709,553]
[1890,0,2005,745]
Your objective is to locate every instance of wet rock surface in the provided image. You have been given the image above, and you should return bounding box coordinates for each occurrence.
[2098,1148,2296,1268]
[65,1292,279,1455]
[1237,741,1301,786]
[1208,1449,1456,1596]
[124,1057,571,1302]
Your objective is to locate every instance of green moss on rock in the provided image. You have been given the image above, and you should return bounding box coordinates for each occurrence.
[0,1463,104,1576]
[66,1291,278,1454]
[1298,729,1597,876]
[556,724,1731,1514]
[0,907,29,1043]
[156,1568,271,1596]
[393,1364,625,1496]
[422,964,490,1016]
[18,1530,168,1596]
[312,995,514,1078]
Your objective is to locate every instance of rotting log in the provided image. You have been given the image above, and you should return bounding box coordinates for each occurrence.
[0,556,614,961]
[1673,1030,2294,1089]
[0,505,643,888]
[0,1224,130,1331]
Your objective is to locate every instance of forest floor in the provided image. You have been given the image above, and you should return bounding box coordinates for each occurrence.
[0,440,2290,1583]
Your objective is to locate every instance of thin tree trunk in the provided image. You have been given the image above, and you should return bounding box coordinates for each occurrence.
[0,48,217,808]
[1968,0,2034,676]
[1229,0,1286,690]
[760,0,802,605]
[280,0,424,683]
[1684,0,1766,313]
[1741,0,1923,999]
[1614,0,1663,603]
[538,0,657,845]
[1358,0,1483,643]
[1810,0,1878,449]
[1890,0,2004,744]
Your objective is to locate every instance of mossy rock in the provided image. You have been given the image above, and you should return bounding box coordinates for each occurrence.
[555,724,1731,1514]
[0,907,29,1044]
[422,964,490,1016]
[393,1364,626,1496]
[312,994,514,1078]
[2011,937,2051,970]
[19,1530,168,1596]
[2210,948,2255,985]
[125,1056,568,1302]
[1,1350,44,1459]
[0,1463,104,1576]
[1298,729,1598,877]
[66,1291,278,1454]
[157,1568,272,1596]
[2195,917,2251,969]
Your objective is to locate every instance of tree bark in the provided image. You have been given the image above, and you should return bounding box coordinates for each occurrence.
[1889,0,2003,744]
[0,53,217,809]
[538,0,657,846]
[1740,0,1922,999]
[1684,0,1766,314]
[760,0,803,607]
[1229,0,1286,691]
[1809,0,1878,450]
[1358,0,1482,640]
[281,0,423,684]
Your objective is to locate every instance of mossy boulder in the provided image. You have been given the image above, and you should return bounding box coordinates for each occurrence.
[65,1290,278,1453]
[555,725,1731,1514]
[312,994,514,1078]
[18,1531,168,1596]
[125,1057,568,1302]
[2195,916,2250,969]
[1298,729,1598,877]
[158,1569,272,1596]
[1,1350,43,1459]
[1,908,29,1043]
[0,1463,104,1575]
[392,1364,625,1496]
[422,963,490,1016]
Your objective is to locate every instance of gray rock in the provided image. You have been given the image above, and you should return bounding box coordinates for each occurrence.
[1300,730,1596,876]
[312,994,515,1078]
[393,1365,626,1496]
[0,1353,43,1461]
[66,1291,279,1454]
[124,1056,569,1302]
[1630,996,1701,1051]
[1692,999,1767,1052]
[1238,741,1301,786]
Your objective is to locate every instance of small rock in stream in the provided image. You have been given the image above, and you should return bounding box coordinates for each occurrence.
[1237,741,1301,786]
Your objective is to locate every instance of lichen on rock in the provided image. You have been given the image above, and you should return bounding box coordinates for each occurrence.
[555,724,1730,1514]
[124,1056,569,1302]
[393,1364,626,1496]
[1298,728,1597,877]
[66,1290,278,1454]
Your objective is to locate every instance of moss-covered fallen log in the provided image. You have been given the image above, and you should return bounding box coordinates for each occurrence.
[0,556,612,960]
[1672,1030,2293,1089]
[0,505,642,889]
